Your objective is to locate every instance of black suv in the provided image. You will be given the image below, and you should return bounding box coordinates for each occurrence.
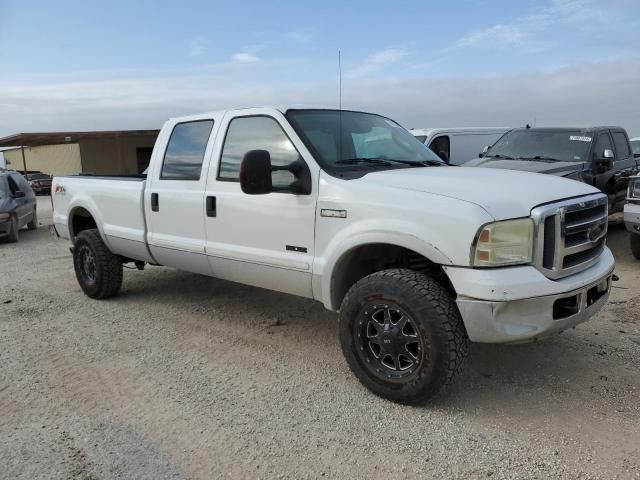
[466,127,638,213]
[0,170,38,242]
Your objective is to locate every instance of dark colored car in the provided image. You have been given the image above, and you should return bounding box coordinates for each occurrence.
[0,170,38,242]
[466,127,639,214]
[24,172,53,195]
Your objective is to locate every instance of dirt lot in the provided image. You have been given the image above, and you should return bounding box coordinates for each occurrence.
[0,197,639,480]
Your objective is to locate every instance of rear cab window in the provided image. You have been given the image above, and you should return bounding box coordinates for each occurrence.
[160,120,214,180]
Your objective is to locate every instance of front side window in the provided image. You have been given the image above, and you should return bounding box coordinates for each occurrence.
[161,120,214,180]
[219,116,301,188]
[286,110,443,173]
[593,133,613,158]
[488,130,592,162]
[612,132,631,160]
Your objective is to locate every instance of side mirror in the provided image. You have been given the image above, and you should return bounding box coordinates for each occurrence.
[479,145,490,158]
[14,190,26,198]
[240,150,313,195]
[594,149,614,174]
[240,150,272,195]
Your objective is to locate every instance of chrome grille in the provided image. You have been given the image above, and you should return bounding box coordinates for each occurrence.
[532,194,608,279]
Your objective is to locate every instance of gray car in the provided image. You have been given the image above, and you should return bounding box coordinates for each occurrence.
[0,170,38,242]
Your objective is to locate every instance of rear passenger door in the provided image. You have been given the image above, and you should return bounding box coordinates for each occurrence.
[610,129,637,211]
[9,174,34,227]
[145,117,219,275]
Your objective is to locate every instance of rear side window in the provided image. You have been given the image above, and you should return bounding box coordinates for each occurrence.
[161,120,214,180]
[612,132,631,160]
[218,116,301,188]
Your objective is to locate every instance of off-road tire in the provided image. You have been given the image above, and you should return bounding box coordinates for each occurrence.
[339,269,468,404]
[27,207,37,230]
[631,233,640,260]
[73,229,123,299]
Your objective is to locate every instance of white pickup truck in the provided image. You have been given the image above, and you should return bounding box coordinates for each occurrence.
[52,107,615,403]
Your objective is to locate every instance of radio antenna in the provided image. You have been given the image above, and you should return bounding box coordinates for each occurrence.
[338,49,343,161]
[338,49,342,110]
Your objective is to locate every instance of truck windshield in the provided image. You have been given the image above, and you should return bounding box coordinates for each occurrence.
[286,109,444,171]
[487,130,592,162]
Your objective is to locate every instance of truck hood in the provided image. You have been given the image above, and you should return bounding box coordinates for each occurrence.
[358,166,599,220]
[464,157,585,177]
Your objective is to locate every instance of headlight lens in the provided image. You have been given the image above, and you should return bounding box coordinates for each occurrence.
[628,178,640,200]
[472,218,534,266]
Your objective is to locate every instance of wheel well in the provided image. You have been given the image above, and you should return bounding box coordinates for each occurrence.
[70,207,97,240]
[330,243,455,310]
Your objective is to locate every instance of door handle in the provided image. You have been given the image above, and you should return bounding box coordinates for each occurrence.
[206,196,216,217]
[151,193,159,212]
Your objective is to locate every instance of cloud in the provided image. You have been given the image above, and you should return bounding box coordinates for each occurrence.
[187,37,206,58]
[1,59,640,139]
[231,52,259,63]
[346,49,408,78]
[450,0,636,52]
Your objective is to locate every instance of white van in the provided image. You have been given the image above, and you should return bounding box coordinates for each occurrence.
[411,127,511,165]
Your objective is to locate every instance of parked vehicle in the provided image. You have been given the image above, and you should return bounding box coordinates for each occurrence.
[466,127,639,214]
[630,137,640,158]
[411,127,510,165]
[52,107,614,403]
[624,175,640,259]
[0,170,38,242]
[24,172,52,195]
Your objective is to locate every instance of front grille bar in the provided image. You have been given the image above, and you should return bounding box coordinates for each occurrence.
[531,194,608,279]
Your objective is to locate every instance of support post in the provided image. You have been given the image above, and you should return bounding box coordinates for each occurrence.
[20,144,28,173]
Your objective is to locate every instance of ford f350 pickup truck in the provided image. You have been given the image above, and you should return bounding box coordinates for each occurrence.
[52,107,615,403]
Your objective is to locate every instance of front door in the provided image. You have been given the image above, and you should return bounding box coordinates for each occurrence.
[145,117,218,275]
[203,109,318,298]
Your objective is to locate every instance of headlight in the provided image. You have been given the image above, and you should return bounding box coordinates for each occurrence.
[628,178,640,200]
[472,218,534,267]
[0,213,9,220]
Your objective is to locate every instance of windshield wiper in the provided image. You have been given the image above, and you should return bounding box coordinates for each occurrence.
[484,154,516,160]
[335,157,393,166]
[517,156,562,162]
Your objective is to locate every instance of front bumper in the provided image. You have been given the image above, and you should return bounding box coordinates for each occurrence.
[624,202,640,234]
[445,248,615,343]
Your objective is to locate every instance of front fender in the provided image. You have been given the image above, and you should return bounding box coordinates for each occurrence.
[314,219,456,310]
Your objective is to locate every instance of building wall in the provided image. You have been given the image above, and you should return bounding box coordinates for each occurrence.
[4,144,82,175]
[79,134,157,174]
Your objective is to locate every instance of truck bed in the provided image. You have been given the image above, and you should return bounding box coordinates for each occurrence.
[52,175,154,263]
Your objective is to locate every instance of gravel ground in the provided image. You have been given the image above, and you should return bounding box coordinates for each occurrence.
[0,197,639,480]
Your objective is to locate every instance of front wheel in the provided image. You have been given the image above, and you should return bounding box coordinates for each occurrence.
[73,229,123,299]
[339,269,468,404]
[631,233,640,260]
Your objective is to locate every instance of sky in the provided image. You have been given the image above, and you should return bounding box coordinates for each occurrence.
[1,0,639,139]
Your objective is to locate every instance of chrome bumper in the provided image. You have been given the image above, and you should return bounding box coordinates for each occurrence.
[456,268,613,343]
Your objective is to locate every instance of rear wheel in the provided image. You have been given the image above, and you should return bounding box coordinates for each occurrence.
[631,233,640,260]
[6,216,19,243]
[73,229,123,299]
[339,269,468,404]
[27,207,37,230]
